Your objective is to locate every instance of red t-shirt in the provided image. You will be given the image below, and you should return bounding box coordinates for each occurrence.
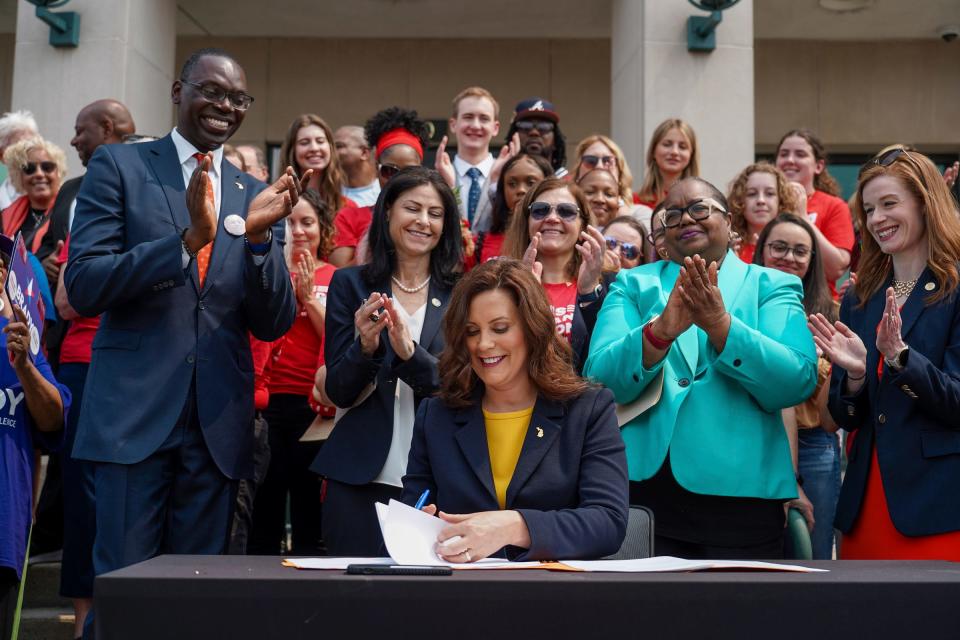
[250,335,273,411]
[267,263,337,416]
[58,236,101,365]
[807,190,855,297]
[542,281,577,344]
[333,205,373,250]
[738,242,756,265]
[476,232,506,267]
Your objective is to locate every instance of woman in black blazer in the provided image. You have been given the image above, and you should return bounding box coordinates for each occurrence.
[311,167,462,556]
[501,178,608,372]
[809,147,960,559]
[400,259,628,562]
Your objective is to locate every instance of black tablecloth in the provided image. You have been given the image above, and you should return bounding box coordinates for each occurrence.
[94,555,960,639]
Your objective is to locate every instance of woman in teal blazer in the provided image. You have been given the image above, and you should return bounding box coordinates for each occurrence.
[585,177,817,559]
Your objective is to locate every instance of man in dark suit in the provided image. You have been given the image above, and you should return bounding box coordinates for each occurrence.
[64,48,301,636]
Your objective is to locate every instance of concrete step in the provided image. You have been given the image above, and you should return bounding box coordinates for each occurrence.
[23,560,72,610]
[16,607,74,640]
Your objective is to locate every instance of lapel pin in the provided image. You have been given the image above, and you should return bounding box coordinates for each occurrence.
[431,297,441,307]
[224,214,246,237]
[925,282,936,291]
[536,427,544,439]
[236,181,244,190]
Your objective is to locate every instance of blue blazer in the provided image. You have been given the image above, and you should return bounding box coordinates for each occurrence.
[399,387,629,561]
[831,269,960,536]
[64,136,296,479]
[310,266,451,484]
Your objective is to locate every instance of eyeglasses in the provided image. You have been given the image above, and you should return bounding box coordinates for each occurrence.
[647,227,665,245]
[529,201,580,221]
[765,241,812,261]
[581,154,616,169]
[604,236,640,261]
[515,120,555,134]
[22,161,57,175]
[660,197,726,228]
[181,80,255,111]
[378,163,401,181]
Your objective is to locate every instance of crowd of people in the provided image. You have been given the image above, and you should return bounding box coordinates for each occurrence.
[2,46,959,639]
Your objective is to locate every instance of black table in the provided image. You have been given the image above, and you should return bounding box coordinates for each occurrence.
[94,555,960,639]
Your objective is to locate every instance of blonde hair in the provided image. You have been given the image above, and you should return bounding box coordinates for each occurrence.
[727,162,802,237]
[3,137,67,193]
[573,134,634,204]
[451,86,499,119]
[854,148,960,306]
[638,118,699,204]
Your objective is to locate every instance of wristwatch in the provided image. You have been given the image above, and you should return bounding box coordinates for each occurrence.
[885,346,909,372]
[578,283,603,307]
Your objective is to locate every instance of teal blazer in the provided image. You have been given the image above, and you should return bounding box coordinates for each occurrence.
[584,251,817,500]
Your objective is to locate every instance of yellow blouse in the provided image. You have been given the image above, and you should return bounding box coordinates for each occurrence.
[483,406,533,509]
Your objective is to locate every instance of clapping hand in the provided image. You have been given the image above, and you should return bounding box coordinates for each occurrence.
[434,136,456,188]
[676,256,728,334]
[184,153,218,253]
[294,251,317,306]
[575,225,606,295]
[876,286,907,362]
[354,292,389,356]
[521,232,543,282]
[807,313,867,379]
[488,133,521,185]
[381,296,416,361]
[245,167,312,243]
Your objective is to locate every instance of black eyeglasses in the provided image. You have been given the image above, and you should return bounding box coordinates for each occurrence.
[529,201,580,221]
[604,236,640,260]
[378,163,401,181]
[22,161,56,175]
[765,241,812,261]
[515,120,555,134]
[647,227,665,245]
[581,154,615,169]
[182,80,255,111]
[660,197,726,228]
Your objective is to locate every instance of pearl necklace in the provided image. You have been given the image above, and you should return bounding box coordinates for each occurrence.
[892,278,918,298]
[391,274,430,294]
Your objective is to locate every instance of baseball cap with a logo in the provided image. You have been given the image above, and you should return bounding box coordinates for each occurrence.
[513,98,559,124]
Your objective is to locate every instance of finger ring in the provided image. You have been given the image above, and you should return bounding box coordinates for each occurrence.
[463,550,471,562]
[368,312,380,323]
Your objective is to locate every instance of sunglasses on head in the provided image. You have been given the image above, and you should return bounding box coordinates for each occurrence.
[515,120,555,133]
[529,201,580,221]
[604,236,640,260]
[581,154,615,169]
[378,163,401,181]
[22,161,56,175]
[859,146,928,187]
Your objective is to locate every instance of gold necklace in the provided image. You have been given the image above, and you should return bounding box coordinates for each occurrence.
[892,278,918,298]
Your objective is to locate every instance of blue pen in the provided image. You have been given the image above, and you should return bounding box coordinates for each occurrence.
[414,489,430,511]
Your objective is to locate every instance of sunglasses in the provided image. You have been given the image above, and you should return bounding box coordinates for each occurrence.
[581,154,616,169]
[378,163,401,181]
[529,201,580,221]
[515,120,555,133]
[859,146,928,188]
[22,161,57,175]
[660,197,727,229]
[182,80,254,111]
[765,241,812,261]
[604,236,640,261]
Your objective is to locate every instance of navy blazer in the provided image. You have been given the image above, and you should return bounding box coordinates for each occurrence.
[399,386,628,561]
[831,268,960,536]
[311,265,451,484]
[64,136,296,479]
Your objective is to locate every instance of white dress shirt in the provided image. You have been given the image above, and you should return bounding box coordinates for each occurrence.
[453,153,494,220]
[171,127,224,217]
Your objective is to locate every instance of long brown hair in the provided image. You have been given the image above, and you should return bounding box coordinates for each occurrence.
[776,128,841,197]
[727,162,802,238]
[637,118,699,204]
[298,189,336,261]
[502,178,596,280]
[854,148,960,307]
[439,259,589,408]
[281,114,348,215]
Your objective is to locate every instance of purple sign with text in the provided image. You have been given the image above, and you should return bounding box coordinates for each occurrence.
[0,233,43,361]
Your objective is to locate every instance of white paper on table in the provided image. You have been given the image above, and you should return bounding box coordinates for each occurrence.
[284,557,395,570]
[561,556,827,573]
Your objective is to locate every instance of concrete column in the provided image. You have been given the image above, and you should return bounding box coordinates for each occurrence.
[11,0,176,175]
[612,0,754,194]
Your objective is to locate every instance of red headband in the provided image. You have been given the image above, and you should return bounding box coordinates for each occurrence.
[376,128,423,161]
